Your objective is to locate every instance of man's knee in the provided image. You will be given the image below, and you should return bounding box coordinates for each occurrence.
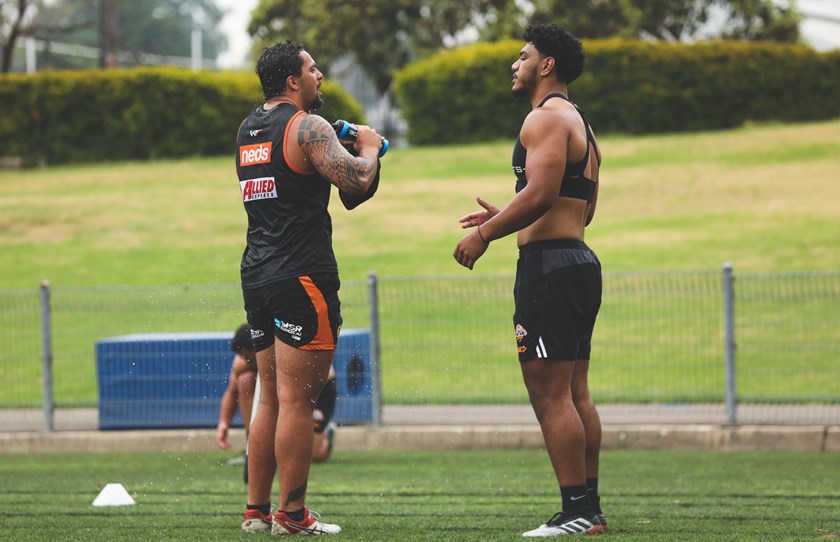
[528,391,574,424]
[236,370,257,391]
[525,374,576,419]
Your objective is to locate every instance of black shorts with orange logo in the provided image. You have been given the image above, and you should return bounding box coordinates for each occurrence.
[513,240,602,362]
[243,273,342,352]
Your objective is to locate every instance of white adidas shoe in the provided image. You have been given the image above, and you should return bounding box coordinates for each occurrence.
[522,511,601,537]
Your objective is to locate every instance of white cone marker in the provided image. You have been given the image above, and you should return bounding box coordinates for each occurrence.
[92,483,136,506]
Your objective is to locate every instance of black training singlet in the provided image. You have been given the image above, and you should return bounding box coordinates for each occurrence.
[512,93,600,202]
[236,104,338,289]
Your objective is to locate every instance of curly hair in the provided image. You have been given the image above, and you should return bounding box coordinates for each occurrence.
[523,23,585,84]
[230,323,253,354]
[256,40,305,100]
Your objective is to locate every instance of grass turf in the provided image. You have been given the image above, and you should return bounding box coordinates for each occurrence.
[0,449,837,541]
[1,120,839,408]
[1,119,839,289]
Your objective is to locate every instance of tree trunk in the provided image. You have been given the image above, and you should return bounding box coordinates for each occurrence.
[98,0,119,68]
[1,0,30,73]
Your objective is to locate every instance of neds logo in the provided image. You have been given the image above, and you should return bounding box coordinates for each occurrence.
[240,142,272,166]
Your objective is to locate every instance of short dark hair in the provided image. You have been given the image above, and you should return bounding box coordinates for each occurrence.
[256,40,305,100]
[523,23,584,84]
[230,323,253,354]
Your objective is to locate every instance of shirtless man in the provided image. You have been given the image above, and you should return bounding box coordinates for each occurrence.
[453,23,606,537]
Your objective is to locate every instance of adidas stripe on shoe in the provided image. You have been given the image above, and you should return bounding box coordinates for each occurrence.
[522,511,601,537]
[272,508,341,536]
[241,508,272,532]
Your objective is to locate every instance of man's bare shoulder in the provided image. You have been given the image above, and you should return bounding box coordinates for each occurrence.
[521,106,572,147]
[297,113,333,143]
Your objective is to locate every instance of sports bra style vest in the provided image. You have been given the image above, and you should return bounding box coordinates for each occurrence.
[236,104,338,288]
[512,93,600,202]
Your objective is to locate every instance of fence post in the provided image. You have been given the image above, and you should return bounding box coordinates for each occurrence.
[722,262,737,425]
[367,271,382,428]
[39,280,55,432]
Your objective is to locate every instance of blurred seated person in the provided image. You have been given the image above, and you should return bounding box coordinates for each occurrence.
[312,364,338,463]
[216,324,337,467]
[216,323,258,452]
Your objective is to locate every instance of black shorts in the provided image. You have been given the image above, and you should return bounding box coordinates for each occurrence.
[243,273,342,352]
[513,240,601,362]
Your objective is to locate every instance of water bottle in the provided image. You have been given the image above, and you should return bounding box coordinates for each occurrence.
[332,119,389,157]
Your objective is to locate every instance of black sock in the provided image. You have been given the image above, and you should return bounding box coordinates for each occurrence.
[247,503,271,516]
[285,508,305,521]
[560,484,592,515]
[586,478,601,513]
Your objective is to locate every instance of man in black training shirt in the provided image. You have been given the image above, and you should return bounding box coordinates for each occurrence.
[236,40,384,536]
[454,24,606,537]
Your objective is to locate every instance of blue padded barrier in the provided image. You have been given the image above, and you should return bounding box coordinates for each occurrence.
[96,332,234,430]
[96,329,372,430]
[331,328,373,425]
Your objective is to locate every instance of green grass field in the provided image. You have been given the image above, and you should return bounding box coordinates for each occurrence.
[1,119,839,289]
[1,119,838,407]
[0,449,837,541]
[1,118,836,542]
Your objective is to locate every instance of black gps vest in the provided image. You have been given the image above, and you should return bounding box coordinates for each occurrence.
[236,104,338,288]
[512,93,600,202]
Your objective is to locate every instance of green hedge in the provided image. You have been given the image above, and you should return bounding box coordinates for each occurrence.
[393,41,531,146]
[394,39,840,144]
[0,67,364,165]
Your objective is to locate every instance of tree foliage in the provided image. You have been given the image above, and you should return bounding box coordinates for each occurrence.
[718,0,801,42]
[248,0,511,93]
[248,0,803,94]
[527,0,801,42]
[1,0,228,71]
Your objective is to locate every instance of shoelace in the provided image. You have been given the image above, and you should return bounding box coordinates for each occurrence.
[545,512,563,526]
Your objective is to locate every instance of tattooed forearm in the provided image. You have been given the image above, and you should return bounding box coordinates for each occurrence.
[299,115,377,194]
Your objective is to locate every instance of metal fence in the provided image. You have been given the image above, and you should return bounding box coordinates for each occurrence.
[0,265,837,431]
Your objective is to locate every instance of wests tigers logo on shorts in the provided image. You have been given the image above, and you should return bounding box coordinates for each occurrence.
[515,324,528,342]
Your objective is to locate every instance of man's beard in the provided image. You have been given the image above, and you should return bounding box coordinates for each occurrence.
[306,94,324,112]
[512,70,535,98]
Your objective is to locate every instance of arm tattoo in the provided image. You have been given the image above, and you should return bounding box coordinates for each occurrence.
[298,116,376,194]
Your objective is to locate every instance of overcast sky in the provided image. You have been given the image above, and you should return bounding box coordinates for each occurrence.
[214,0,840,70]
[795,0,840,50]
[215,0,257,69]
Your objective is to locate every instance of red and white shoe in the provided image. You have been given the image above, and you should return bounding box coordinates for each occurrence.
[241,508,272,532]
[272,508,341,536]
